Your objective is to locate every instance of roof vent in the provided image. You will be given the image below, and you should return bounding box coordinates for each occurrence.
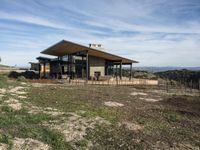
[89,44,105,51]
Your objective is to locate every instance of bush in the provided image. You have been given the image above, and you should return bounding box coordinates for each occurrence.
[155,69,200,89]
[17,76,27,82]
[133,71,157,79]
[9,71,38,79]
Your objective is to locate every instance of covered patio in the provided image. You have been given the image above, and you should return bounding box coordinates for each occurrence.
[39,40,138,80]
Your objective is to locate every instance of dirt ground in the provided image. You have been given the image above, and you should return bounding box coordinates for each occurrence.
[0,78,200,149]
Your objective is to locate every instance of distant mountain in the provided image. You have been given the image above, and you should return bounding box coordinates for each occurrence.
[0,64,11,68]
[0,64,20,71]
[133,67,200,72]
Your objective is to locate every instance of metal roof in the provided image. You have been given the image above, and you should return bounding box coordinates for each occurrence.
[41,40,138,64]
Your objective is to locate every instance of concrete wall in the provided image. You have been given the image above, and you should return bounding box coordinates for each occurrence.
[89,56,105,77]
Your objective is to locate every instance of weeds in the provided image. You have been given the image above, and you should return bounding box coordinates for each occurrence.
[1,78,200,149]
[86,124,144,150]
[17,76,27,82]
[0,133,13,149]
[0,74,8,88]
[27,86,121,122]
[0,107,73,149]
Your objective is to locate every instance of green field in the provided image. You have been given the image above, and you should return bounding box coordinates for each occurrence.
[0,74,200,149]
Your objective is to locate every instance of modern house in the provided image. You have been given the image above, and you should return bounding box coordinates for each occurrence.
[31,40,138,80]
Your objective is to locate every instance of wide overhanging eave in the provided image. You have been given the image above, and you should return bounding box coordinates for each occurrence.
[40,40,139,64]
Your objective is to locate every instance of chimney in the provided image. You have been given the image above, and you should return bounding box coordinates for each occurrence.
[89,44,105,51]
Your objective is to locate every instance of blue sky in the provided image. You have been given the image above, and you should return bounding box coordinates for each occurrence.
[0,0,200,67]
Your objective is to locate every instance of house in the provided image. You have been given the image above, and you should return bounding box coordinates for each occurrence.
[33,40,138,80]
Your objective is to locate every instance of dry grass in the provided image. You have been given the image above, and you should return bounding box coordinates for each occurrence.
[26,83,200,149]
[0,75,200,149]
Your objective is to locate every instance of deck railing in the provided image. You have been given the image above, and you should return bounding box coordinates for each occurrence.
[70,79,158,86]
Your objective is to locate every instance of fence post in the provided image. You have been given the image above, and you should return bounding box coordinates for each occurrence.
[184,79,187,94]
[198,79,200,96]
[166,79,169,93]
[198,79,200,90]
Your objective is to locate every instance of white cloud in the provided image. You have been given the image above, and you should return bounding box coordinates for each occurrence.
[0,0,200,67]
[0,11,67,29]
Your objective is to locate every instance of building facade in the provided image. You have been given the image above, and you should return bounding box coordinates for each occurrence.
[32,40,138,80]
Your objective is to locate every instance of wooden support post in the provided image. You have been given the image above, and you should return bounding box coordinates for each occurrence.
[105,63,107,75]
[86,51,89,82]
[120,61,122,80]
[198,80,200,96]
[116,64,118,78]
[129,63,132,80]
[67,55,70,77]
[112,65,114,76]
[69,55,72,79]
[58,56,62,79]
[43,62,46,78]
[39,63,41,79]
[59,63,62,79]
[106,64,109,76]
[198,79,200,91]
[115,64,118,85]
[82,56,84,79]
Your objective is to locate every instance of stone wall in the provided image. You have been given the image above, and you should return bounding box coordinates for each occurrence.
[89,56,105,77]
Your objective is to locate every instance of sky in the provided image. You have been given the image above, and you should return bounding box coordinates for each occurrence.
[0,0,200,67]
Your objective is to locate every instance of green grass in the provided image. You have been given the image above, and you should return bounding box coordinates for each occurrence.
[0,74,22,88]
[17,76,27,82]
[0,76,74,149]
[85,124,144,150]
[0,107,74,150]
[0,74,8,88]
[27,86,122,123]
[26,84,200,149]
[0,134,13,149]
[163,111,183,122]
[1,77,200,149]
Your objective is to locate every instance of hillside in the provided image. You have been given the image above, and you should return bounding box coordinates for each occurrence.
[134,67,200,72]
[0,64,21,75]
[0,64,17,69]
[155,69,200,89]
[0,64,11,68]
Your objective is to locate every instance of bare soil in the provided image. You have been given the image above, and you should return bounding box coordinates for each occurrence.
[0,78,200,149]
[12,138,50,150]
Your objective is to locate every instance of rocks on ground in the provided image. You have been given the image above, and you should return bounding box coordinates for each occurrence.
[27,105,65,116]
[0,88,6,94]
[130,92,148,96]
[139,97,162,102]
[45,112,109,143]
[5,98,22,110]
[0,143,8,150]
[121,122,143,131]
[12,138,50,150]
[104,101,124,107]
[9,86,27,94]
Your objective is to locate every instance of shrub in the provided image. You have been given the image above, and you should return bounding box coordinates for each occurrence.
[17,76,27,82]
